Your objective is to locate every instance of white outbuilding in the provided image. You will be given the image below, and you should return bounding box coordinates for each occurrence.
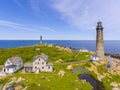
[90,54,99,61]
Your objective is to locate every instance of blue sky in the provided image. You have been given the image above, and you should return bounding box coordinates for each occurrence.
[0,0,120,40]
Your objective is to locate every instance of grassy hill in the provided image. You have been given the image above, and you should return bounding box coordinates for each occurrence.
[0,44,92,90]
[1,44,119,90]
[0,44,90,65]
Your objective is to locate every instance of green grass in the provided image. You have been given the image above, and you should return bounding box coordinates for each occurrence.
[1,44,119,90]
[85,62,120,90]
[1,63,93,90]
[0,44,92,90]
[0,77,10,89]
[102,74,120,90]
[0,44,90,65]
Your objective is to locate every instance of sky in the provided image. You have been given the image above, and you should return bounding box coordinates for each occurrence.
[0,0,120,40]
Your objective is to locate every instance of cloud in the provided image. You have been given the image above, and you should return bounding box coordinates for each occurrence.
[0,20,36,32]
[51,0,120,31]
[0,20,23,28]
[32,25,56,32]
[0,20,56,33]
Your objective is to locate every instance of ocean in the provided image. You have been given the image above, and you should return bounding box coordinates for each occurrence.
[0,40,120,54]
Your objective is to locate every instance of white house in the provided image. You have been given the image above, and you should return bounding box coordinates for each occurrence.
[32,53,53,73]
[90,54,99,61]
[3,56,23,74]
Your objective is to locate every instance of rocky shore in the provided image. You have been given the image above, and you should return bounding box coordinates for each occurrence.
[105,53,120,59]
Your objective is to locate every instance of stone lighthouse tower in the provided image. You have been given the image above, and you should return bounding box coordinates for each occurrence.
[96,22,104,60]
[40,35,42,44]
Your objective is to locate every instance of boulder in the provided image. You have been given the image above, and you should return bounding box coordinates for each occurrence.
[66,65,73,70]
[58,70,65,77]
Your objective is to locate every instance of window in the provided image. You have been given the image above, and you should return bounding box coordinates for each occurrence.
[7,62,10,64]
[19,60,21,63]
[42,67,44,69]
[19,64,21,68]
[48,67,50,69]
[38,62,39,64]
[39,59,40,61]
[35,67,37,69]
[42,62,44,65]
[7,68,9,71]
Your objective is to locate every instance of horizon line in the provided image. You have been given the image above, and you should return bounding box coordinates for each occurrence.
[0,39,120,41]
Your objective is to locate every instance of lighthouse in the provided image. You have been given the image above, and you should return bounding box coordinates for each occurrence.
[40,35,42,44]
[96,22,104,60]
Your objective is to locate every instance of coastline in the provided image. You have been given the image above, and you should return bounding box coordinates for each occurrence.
[0,40,120,54]
[105,53,120,59]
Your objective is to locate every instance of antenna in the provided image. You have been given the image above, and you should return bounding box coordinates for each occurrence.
[106,55,112,69]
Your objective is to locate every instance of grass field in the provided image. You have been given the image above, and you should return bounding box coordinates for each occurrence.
[0,63,93,90]
[0,44,93,90]
[0,44,90,65]
[0,44,119,90]
[13,64,93,90]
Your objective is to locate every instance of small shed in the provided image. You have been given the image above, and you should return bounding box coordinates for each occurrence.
[24,63,33,73]
[90,54,99,61]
